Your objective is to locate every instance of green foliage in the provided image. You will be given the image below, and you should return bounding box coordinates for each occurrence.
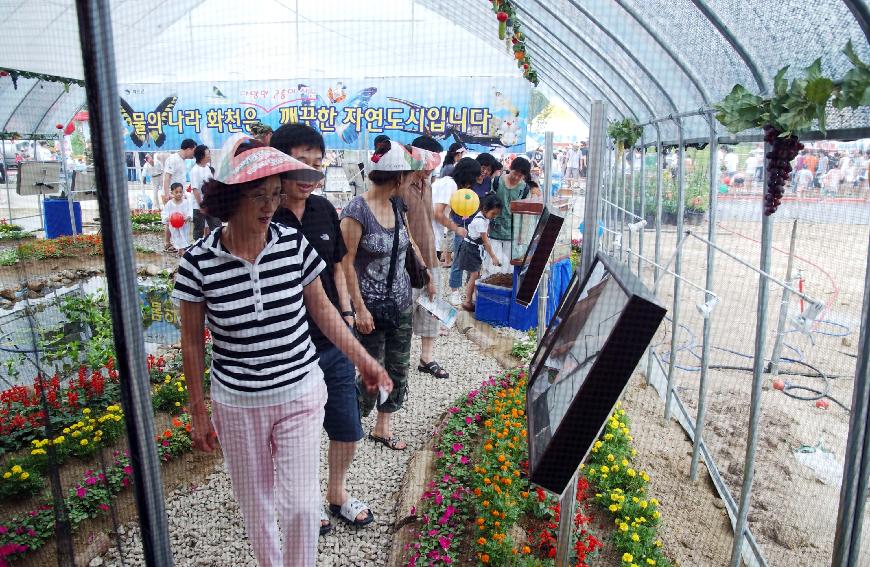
[0,249,19,266]
[0,459,44,500]
[715,43,870,136]
[608,118,643,150]
[42,292,115,371]
[151,373,188,414]
[70,130,86,157]
[511,329,537,361]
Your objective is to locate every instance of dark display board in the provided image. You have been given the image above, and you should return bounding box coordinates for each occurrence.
[526,252,667,494]
[515,206,564,306]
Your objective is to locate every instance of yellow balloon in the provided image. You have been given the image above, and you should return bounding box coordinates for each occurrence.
[450,188,480,218]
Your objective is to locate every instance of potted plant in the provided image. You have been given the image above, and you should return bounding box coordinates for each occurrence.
[684,160,709,226]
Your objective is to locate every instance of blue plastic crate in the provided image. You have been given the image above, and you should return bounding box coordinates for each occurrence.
[474,280,511,327]
[510,266,538,331]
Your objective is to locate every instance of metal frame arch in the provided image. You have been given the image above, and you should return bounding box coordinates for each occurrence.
[564,0,696,108]
[520,25,641,120]
[530,47,623,121]
[842,0,870,42]
[33,89,71,134]
[2,80,43,133]
[533,67,591,124]
[689,0,768,94]
[515,3,660,119]
[611,0,711,105]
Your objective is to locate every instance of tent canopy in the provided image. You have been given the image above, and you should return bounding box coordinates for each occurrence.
[1,0,869,142]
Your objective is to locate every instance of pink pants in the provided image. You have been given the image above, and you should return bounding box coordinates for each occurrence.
[212,380,327,567]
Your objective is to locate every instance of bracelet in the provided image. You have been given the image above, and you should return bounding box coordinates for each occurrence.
[341,310,355,318]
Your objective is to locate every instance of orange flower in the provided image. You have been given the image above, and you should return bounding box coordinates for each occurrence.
[477,537,487,545]
[477,517,485,525]
[522,545,531,554]
[172,417,182,428]
[481,553,490,563]
[497,454,506,463]
[473,487,482,496]
[521,491,529,498]
[163,430,172,438]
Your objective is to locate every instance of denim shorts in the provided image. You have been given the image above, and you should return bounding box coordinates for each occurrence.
[317,344,364,442]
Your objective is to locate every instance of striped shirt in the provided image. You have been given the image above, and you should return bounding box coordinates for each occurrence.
[172,223,326,408]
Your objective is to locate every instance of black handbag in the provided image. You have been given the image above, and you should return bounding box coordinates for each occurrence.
[366,201,401,330]
[393,197,430,289]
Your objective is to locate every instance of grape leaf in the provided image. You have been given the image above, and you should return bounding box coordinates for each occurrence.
[804,58,823,82]
[773,66,790,98]
[805,77,835,104]
[713,84,765,133]
[843,40,869,72]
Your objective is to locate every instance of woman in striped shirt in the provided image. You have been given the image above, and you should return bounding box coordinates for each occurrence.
[173,136,390,567]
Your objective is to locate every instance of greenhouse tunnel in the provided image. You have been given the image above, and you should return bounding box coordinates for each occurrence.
[0,1,869,566]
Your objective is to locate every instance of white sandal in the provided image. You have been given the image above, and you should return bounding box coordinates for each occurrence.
[329,497,374,527]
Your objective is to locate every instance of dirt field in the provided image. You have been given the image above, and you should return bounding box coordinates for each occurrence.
[616,217,870,566]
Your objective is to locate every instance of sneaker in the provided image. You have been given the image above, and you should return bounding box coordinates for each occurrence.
[448,290,462,306]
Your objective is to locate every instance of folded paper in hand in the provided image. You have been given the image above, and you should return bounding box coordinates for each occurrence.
[416,296,458,328]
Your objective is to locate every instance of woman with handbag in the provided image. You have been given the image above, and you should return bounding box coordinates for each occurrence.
[340,141,439,450]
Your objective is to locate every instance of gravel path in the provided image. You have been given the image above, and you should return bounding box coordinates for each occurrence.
[102,327,503,567]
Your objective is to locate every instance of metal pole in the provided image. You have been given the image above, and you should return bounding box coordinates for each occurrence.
[832,234,870,566]
[637,140,645,276]
[59,133,77,236]
[1,138,12,223]
[74,2,174,566]
[628,148,636,270]
[768,220,799,376]
[558,101,606,567]
[729,144,773,567]
[537,131,553,337]
[664,120,686,421]
[646,124,664,385]
[690,117,718,481]
[620,148,627,261]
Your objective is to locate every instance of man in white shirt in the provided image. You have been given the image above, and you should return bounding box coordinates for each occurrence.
[161,139,196,250]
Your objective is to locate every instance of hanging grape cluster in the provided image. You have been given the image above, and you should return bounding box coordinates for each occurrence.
[762,124,803,216]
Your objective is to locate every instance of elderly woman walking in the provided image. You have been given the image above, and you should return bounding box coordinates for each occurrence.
[174,135,391,567]
[340,141,439,451]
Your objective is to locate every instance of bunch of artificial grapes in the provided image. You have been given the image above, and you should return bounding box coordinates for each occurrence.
[762,124,803,215]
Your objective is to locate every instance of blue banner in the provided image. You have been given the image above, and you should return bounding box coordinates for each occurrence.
[118,78,530,153]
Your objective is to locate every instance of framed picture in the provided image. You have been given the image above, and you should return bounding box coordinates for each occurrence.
[515,206,565,306]
[526,252,667,494]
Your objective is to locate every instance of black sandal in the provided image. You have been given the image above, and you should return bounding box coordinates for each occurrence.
[418,360,449,379]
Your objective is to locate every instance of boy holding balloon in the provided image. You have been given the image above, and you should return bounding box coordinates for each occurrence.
[161,182,193,254]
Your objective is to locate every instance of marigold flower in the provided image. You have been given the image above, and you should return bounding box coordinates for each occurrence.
[522,545,531,554]
[623,552,634,562]
[11,465,22,474]
[20,472,29,480]
[607,454,615,462]
[619,523,628,532]
[80,439,88,446]
[3,472,11,479]
[631,533,640,542]
[481,553,490,563]
[477,537,486,545]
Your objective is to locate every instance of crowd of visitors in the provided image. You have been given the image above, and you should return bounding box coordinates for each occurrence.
[164,127,572,566]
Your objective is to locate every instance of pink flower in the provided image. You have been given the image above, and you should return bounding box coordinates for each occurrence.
[76,487,87,498]
[437,505,455,525]
[465,416,473,424]
[447,407,460,414]
[0,526,6,534]
[475,414,481,422]
[451,443,463,453]
[85,477,98,486]
[438,536,450,551]
[435,450,444,458]
[123,465,132,475]
[121,477,129,487]
[410,506,416,515]
[460,455,470,465]
[98,504,109,512]
[435,492,443,505]
[162,440,169,447]
[428,529,438,536]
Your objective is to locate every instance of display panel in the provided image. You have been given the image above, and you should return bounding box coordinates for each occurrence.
[526,253,666,494]
[16,161,61,196]
[515,206,564,306]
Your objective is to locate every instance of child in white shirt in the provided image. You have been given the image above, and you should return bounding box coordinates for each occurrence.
[161,182,193,254]
[454,194,503,311]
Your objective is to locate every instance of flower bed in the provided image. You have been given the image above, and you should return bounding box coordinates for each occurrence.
[405,369,602,566]
[406,370,674,567]
[15,234,102,262]
[131,210,163,233]
[0,220,33,242]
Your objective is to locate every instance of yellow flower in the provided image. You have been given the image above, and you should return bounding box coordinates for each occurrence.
[175,402,181,407]
[63,427,70,434]
[609,504,619,512]
[619,523,628,532]
[3,472,11,479]
[653,511,660,519]
[640,500,648,509]
[612,465,619,472]
[631,533,640,542]
[607,454,615,462]
[621,459,629,467]
[655,539,663,547]
[622,552,633,562]
[600,466,609,474]
[11,465,22,474]
[20,472,29,480]
[80,439,89,446]
[642,472,651,482]
[165,375,171,383]
[30,449,46,456]
[647,560,657,565]
[604,433,614,440]
[650,498,659,506]
[54,436,65,444]
[82,408,91,415]
[627,468,637,477]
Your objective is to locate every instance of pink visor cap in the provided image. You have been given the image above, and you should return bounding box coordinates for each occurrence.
[214,134,325,185]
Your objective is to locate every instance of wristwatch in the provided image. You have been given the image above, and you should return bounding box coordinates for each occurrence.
[341,310,355,318]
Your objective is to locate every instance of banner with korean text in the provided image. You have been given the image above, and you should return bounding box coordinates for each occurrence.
[118,77,530,153]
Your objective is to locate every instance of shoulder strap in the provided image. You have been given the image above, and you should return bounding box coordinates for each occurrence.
[386,197,401,290]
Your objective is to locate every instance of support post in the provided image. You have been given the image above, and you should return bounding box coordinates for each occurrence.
[628,148,635,268]
[1,138,12,223]
[620,146,627,261]
[832,232,870,566]
[690,115,718,481]
[729,144,773,567]
[664,120,686,421]
[74,2,173,565]
[646,124,664,385]
[537,131,553,338]
[638,137,645,276]
[59,133,77,236]
[557,101,606,567]
[768,220,798,375]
